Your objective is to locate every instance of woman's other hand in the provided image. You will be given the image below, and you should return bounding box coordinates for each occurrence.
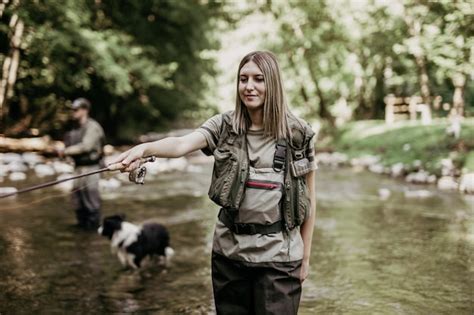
[300,259,310,282]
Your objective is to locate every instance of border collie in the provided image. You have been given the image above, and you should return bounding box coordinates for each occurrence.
[98,215,174,269]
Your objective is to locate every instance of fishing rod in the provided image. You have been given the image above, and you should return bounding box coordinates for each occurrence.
[0,156,156,199]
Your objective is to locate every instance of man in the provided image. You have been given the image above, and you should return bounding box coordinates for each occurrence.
[60,98,105,230]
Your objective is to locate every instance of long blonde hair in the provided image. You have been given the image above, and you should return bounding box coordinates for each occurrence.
[233,51,291,140]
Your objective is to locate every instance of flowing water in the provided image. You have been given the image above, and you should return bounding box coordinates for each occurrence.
[0,163,472,314]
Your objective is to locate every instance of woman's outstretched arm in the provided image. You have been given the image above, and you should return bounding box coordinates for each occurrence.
[109,131,208,172]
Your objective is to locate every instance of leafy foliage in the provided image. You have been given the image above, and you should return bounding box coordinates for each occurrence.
[262,0,473,124]
[1,0,224,140]
[0,0,471,142]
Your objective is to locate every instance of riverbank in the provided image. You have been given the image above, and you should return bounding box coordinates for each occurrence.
[318,118,474,194]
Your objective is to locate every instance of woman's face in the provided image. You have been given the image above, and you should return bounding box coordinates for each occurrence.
[238,61,266,111]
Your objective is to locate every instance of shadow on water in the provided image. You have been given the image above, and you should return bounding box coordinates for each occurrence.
[0,165,473,314]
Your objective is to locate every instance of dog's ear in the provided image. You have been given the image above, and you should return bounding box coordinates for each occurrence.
[118,213,126,221]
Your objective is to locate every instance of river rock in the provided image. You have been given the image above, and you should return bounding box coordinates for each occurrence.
[144,159,163,175]
[315,152,348,167]
[404,189,433,198]
[350,155,380,168]
[103,154,119,167]
[52,161,74,174]
[369,164,385,174]
[412,160,423,170]
[0,152,23,164]
[406,170,436,184]
[9,172,27,181]
[459,173,474,194]
[440,158,455,176]
[391,163,405,177]
[437,176,458,190]
[22,152,44,167]
[378,188,391,200]
[34,164,56,177]
[186,164,204,173]
[150,157,188,174]
[138,129,194,142]
[166,157,189,172]
[7,161,28,173]
[99,178,122,191]
[54,174,74,192]
[103,144,115,155]
[0,186,17,197]
[0,165,8,177]
[115,172,131,183]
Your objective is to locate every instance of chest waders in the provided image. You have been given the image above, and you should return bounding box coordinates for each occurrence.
[209,111,314,235]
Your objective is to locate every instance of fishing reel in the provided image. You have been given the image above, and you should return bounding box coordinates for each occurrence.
[128,156,156,185]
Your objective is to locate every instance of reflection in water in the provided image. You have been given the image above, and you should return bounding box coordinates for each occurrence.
[301,169,473,315]
[0,165,472,314]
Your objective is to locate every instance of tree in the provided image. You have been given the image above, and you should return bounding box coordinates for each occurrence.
[0,0,226,140]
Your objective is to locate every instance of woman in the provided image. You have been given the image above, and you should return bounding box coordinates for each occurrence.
[111,51,317,314]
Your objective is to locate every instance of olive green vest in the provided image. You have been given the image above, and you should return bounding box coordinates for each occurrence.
[208,111,315,231]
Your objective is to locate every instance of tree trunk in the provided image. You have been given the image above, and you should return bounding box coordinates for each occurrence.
[354,77,369,119]
[372,65,386,119]
[0,0,13,18]
[452,72,465,116]
[0,0,9,18]
[0,10,24,128]
[305,59,334,124]
[404,12,432,108]
[267,1,335,126]
[414,53,431,106]
[286,51,310,105]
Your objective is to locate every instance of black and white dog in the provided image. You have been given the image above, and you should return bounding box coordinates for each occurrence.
[98,215,174,269]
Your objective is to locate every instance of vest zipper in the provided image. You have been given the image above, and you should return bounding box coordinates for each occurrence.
[245,181,280,190]
[285,181,293,229]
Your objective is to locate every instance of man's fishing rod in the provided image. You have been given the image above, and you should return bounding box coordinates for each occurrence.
[0,156,156,199]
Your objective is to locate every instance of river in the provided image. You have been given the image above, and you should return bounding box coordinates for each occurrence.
[0,163,472,314]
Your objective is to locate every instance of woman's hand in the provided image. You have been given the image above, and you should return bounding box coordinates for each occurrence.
[108,144,147,172]
[300,259,310,282]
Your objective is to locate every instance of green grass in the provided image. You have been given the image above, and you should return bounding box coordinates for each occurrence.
[331,118,474,175]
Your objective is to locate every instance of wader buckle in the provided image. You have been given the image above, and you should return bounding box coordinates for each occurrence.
[234,223,256,235]
[273,140,287,172]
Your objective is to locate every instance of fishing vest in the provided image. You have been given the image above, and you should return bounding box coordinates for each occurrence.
[209,111,315,232]
[65,118,105,166]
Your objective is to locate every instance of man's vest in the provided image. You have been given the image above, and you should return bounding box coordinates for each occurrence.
[65,118,105,166]
[208,111,315,232]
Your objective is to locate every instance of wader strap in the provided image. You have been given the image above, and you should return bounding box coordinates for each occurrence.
[218,208,283,235]
[273,139,286,172]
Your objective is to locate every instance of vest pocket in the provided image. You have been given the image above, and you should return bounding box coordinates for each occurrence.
[209,149,240,209]
[213,149,234,178]
[238,169,284,224]
[295,177,311,226]
[290,158,312,177]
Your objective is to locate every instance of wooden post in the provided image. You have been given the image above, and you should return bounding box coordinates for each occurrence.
[408,97,418,120]
[418,104,432,125]
[384,94,395,124]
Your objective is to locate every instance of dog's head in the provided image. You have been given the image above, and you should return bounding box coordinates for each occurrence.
[98,214,125,239]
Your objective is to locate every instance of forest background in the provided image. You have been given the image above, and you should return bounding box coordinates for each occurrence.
[1,0,472,144]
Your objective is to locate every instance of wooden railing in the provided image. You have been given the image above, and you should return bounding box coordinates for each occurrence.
[384,94,432,125]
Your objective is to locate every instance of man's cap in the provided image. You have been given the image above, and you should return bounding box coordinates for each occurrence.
[70,98,91,110]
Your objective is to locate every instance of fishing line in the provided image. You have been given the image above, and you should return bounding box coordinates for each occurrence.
[0,156,156,210]
[0,174,107,211]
